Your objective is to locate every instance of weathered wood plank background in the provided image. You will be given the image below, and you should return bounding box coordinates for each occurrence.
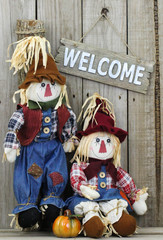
[128,0,156,227]
[0,0,162,229]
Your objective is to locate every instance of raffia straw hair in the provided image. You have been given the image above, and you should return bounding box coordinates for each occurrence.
[7,36,53,75]
[72,132,121,167]
[55,85,71,109]
[13,89,27,105]
[78,93,116,131]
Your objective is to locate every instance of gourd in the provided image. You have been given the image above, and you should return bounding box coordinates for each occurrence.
[52,209,81,238]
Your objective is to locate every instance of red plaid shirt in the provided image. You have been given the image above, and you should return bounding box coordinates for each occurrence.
[70,162,140,205]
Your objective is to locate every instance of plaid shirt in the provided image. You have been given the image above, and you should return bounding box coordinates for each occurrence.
[70,162,139,205]
[4,107,77,149]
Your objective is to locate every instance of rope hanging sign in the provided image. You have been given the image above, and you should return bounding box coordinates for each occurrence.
[55,14,155,94]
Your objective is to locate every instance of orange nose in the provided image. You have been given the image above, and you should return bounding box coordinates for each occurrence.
[99,140,107,153]
[44,84,52,97]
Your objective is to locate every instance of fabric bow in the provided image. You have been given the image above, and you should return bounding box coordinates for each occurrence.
[83,158,117,182]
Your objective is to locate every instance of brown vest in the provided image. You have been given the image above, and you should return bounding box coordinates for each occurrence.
[17,104,70,146]
[17,104,42,146]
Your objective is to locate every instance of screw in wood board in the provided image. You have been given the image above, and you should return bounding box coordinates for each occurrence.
[101,8,109,18]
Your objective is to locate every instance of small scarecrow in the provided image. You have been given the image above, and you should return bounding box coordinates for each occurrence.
[3,36,77,230]
[66,93,148,237]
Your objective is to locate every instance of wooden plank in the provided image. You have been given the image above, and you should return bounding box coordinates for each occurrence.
[0,227,163,238]
[37,0,82,200]
[0,0,36,229]
[55,38,154,94]
[137,227,163,235]
[158,0,163,227]
[37,0,82,117]
[82,0,128,170]
[128,0,156,227]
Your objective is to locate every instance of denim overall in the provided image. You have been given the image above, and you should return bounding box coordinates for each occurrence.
[66,165,132,213]
[13,108,68,215]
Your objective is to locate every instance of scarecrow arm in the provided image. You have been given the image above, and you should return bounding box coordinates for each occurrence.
[70,163,90,196]
[4,148,17,163]
[133,188,148,215]
[4,109,24,162]
[116,167,140,205]
[80,185,100,200]
[61,108,77,144]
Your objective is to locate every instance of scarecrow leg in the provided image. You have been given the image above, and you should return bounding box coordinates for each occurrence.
[99,200,137,236]
[74,201,105,238]
[40,204,60,231]
[18,208,41,228]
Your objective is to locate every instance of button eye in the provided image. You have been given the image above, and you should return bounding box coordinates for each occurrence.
[51,82,56,86]
[107,138,111,143]
[96,138,100,143]
[41,83,45,87]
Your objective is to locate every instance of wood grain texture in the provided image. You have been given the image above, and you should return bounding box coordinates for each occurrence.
[16,20,45,39]
[158,0,163,226]
[82,0,128,170]
[0,0,36,229]
[128,0,156,227]
[37,0,82,117]
[37,0,82,201]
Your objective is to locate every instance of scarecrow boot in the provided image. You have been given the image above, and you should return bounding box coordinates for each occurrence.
[113,211,136,236]
[18,208,41,228]
[74,201,105,238]
[40,204,60,231]
[99,199,136,236]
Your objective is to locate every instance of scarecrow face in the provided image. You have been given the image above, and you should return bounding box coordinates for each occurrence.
[89,132,115,160]
[26,79,61,102]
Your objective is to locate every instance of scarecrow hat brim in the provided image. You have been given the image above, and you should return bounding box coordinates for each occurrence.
[77,99,128,143]
[19,54,66,89]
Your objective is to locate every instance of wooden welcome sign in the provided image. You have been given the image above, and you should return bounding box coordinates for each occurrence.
[55,38,154,94]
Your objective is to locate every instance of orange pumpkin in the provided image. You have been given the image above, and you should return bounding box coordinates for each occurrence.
[52,209,81,238]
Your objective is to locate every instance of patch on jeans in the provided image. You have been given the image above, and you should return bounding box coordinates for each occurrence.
[28,163,43,179]
[49,172,64,186]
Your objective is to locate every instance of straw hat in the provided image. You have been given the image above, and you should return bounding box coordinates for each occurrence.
[19,54,66,89]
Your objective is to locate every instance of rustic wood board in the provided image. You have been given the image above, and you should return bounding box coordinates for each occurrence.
[0,228,163,240]
[0,227,163,239]
[37,0,82,200]
[0,0,36,229]
[158,0,163,227]
[82,0,128,170]
[38,0,82,117]
[128,0,156,227]
[55,38,154,94]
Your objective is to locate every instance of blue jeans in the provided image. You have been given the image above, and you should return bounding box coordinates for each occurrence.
[13,138,68,214]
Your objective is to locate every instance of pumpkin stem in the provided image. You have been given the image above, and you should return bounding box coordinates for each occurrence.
[64,209,71,216]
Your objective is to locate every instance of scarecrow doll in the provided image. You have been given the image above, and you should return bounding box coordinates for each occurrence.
[3,37,77,230]
[66,93,148,237]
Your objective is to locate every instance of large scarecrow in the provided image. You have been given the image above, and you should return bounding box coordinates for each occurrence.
[66,93,148,237]
[3,37,77,230]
